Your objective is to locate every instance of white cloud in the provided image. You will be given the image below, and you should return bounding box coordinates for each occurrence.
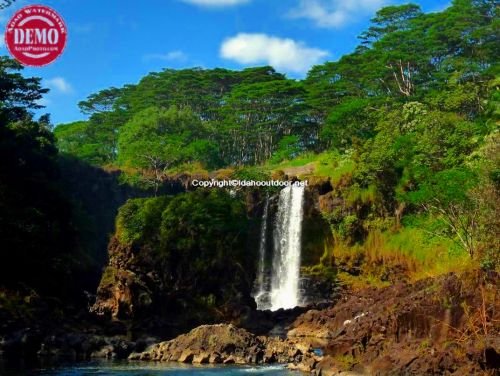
[45,77,73,94]
[220,33,329,74]
[289,0,387,28]
[143,50,188,62]
[181,0,249,7]
[0,33,4,48]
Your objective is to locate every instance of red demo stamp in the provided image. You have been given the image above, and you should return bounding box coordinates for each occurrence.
[4,4,67,67]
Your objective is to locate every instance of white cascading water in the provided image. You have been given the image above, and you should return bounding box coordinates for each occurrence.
[269,185,305,310]
[253,196,269,309]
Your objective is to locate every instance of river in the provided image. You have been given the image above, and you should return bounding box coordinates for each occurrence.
[0,360,299,376]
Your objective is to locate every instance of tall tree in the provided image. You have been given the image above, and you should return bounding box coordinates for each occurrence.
[0,58,77,294]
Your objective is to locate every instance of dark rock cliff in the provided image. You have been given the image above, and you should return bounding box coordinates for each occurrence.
[91,189,260,339]
[90,178,339,339]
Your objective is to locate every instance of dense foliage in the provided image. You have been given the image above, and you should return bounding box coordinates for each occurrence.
[0,60,134,301]
[55,0,499,267]
[114,190,254,315]
[55,66,317,168]
[0,58,80,296]
[1,0,498,307]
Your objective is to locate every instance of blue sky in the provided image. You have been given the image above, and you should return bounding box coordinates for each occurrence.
[0,0,450,125]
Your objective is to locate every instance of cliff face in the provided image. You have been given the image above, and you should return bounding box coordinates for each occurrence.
[91,237,157,321]
[288,271,500,375]
[91,179,341,334]
[299,180,338,306]
[302,178,335,266]
[91,190,259,339]
[92,241,258,340]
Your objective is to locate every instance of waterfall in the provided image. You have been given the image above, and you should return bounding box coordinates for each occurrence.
[270,185,305,310]
[254,196,269,309]
[253,184,305,311]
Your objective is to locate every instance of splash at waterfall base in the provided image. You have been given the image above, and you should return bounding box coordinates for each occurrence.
[128,273,498,376]
[253,183,336,312]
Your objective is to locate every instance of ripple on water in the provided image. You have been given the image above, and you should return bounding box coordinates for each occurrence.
[24,361,299,376]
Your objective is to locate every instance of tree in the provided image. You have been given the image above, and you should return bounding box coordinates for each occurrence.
[408,168,479,258]
[468,131,500,268]
[158,190,251,300]
[78,87,123,115]
[359,4,423,45]
[320,98,377,150]
[0,56,48,123]
[219,79,313,165]
[117,106,216,192]
[113,190,253,315]
[270,135,302,164]
[0,57,77,294]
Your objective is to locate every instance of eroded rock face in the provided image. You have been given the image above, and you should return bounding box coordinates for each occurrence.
[0,329,151,362]
[91,237,157,320]
[288,272,500,375]
[91,190,261,339]
[128,324,320,368]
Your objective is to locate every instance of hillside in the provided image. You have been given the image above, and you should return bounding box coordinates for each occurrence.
[0,0,498,374]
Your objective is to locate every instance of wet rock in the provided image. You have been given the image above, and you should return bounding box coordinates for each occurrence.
[90,344,115,359]
[129,323,318,368]
[209,352,222,364]
[178,350,195,363]
[192,352,210,364]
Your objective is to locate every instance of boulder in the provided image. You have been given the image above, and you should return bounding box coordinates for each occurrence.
[192,352,210,364]
[128,323,317,367]
[178,350,195,363]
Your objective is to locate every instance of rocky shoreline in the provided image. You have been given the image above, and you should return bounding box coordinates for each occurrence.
[122,272,499,376]
[128,324,321,372]
[1,272,498,375]
[0,329,153,362]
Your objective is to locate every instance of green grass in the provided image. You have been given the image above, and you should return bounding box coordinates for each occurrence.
[382,227,472,279]
[133,149,358,186]
[333,354,358,370]
[315,151,356,184]
[264,150,356,183]
[346,184,378,205]
[338,271,392,289]
[168,161,210,175]
[265,151,317,170]
[332,214,473,289]
[386,215,470,267]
